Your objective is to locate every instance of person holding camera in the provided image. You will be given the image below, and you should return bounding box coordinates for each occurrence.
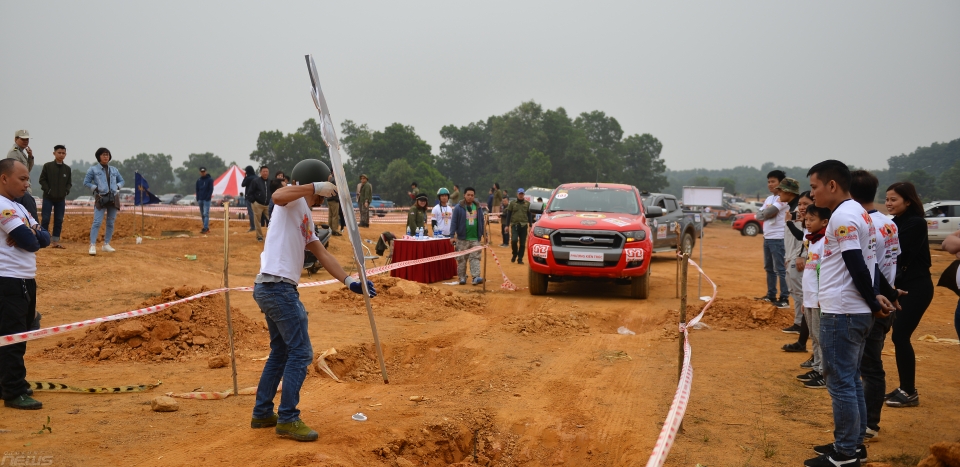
[83,148,124,256]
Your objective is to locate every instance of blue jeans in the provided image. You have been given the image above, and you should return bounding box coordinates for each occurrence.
[90,205,119,245]
[252,282,313,424]
[762,238,789,300]
[41,197,66,242]
[246,203,255,230]
[198,200,211,231]
[820,313,873,456]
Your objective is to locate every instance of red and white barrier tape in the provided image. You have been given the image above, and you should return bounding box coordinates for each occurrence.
[0,245,486,347]
[645,255,717,467]
[485,248,522,291]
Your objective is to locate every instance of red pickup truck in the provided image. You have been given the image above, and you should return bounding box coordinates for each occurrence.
[526,183,664,299]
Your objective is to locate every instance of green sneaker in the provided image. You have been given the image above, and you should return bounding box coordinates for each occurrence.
[4,394,42,410]
[251,413,278,428]
[275,419,318,441]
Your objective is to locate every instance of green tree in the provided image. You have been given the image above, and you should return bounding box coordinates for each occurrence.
[249,120,330,177]
[939,160,960,200]
[174,152,228,194]
[437,119,493,190]
[515,149,553,188]
[341,121,433,191]
[117,153,175,194]
[687,175,711,187]
[377,159,416,204]
[716,177,737,194]
[620,134,668,191]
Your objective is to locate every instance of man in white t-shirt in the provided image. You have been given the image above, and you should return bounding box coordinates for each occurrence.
[850,170,900,442]
[431,188,453,236]
[804,160,896,467]
[756,170,791,308]
[249,159,376,442]
[0,159,50,410]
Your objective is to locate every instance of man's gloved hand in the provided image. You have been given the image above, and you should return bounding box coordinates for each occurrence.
[345,276,377,297]
[312,182,338,197]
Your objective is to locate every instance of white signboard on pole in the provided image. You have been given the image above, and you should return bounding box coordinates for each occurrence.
[682,186,724,208]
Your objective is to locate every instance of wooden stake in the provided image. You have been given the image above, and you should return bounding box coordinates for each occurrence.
[222,201,239,396]
[677,252,689,381]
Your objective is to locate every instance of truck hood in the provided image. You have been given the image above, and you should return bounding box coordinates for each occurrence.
[537,211,646,230]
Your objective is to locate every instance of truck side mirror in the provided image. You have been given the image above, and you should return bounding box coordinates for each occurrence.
[529,201,544,214]
[645,206,664,218]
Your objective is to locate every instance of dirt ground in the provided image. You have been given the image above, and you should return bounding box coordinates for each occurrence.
[1,210,958,466]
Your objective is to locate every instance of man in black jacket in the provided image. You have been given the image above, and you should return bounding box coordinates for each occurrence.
[195,167,214,234]
[249,166,271,242]
[38,145,71,248]
[241,165,256,232]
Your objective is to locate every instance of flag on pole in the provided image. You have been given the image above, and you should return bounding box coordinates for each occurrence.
[135,172,161,206]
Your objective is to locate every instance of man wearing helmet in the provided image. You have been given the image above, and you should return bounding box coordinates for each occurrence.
[407,193,429,235]
[431,188,453,236]
[250,159,376,442]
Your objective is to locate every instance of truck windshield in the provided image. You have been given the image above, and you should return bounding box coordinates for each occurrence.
[548,188,639,215]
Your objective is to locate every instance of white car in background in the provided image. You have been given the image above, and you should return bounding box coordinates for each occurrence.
[72,196,95,206]
[176,195,197,206]
[925,200,960,242]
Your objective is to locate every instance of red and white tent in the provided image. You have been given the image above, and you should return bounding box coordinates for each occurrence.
[212,165,247,197]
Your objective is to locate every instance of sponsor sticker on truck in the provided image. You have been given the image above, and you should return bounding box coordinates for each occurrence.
[625,248,644,262]
[532,244,550,259]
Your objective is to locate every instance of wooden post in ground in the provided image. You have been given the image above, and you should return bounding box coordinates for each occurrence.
[677,252,689,381]
[222,201,239,396]
[675,222,682,298]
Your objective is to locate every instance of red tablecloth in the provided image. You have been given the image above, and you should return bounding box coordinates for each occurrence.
[390,238,458,283]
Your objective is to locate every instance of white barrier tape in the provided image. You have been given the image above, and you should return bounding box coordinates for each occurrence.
[644,255,717,467]
[0,245,487,347]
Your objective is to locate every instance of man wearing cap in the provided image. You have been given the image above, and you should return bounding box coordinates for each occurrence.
[38,145,71,248]
[195,167,214,234]
[357,174,372,228]
[504,188,533,265]
[5,130,37,222]
[758,177,799,310]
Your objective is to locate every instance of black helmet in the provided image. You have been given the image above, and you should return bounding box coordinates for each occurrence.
[290,159,331,185]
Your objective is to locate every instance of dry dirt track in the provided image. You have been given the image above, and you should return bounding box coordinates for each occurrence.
[1,210,958,466]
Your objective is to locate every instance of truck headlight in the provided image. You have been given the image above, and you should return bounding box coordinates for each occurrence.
[622,230,646,242]
[532,226,554,239]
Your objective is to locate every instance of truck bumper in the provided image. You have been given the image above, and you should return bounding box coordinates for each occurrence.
[526,237,650,279]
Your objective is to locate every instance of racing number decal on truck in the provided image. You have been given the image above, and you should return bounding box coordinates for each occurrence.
[532,244,550,259]
[625,248,644,262]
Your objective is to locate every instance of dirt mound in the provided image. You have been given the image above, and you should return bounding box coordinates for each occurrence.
[60,211,206,242]
[678,296,794,330]
[373,409,519,466]
[918,442,960,467]
[503,298,591,336]
[42,285,266,362]
[319,276,485,321]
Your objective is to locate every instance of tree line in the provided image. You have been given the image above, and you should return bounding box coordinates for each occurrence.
[663,137,960,203]
[250,100,668,204]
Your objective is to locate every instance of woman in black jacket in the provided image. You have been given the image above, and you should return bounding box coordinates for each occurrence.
[884,182,933,408]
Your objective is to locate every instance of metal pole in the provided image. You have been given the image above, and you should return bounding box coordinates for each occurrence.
[675,222,681,298]
[222,201,239,396]
[678,252,689,380]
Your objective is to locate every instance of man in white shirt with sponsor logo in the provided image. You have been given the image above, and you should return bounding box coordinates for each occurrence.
[804,160,897,467]
[850,170,900,443]
[0,159,51,410]
[756,170,791,308]
[249,159,376,442]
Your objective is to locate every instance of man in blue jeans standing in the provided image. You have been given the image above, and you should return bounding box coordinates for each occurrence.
[249,159,375,442]
[757,170,791,309]
[805,160,896,467]
[195,167,213,234]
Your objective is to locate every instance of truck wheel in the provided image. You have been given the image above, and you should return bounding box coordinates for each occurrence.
[528,268,548,295]
[631,268,650,299]
[743,222,760,237]
[681,232,695,254]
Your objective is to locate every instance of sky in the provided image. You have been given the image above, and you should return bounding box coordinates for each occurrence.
[2,1,958,174]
